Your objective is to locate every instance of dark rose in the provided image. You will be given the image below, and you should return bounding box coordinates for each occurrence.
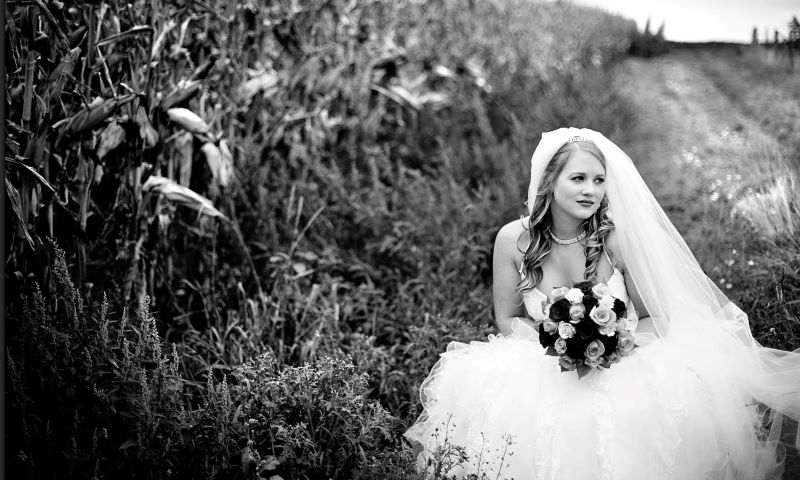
[582,295,599,312]
[549,299,570,321]
[575,319,597,340]
[566,337,589,359]
[559,356,578,371]
[599,333,618,354]
[573,281,593,295]
[612,299,626,317]
[538,324,557,348]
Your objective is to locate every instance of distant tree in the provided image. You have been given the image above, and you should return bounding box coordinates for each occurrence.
[628,16,667,58]
[656,21,665,41]
[752,27,759,45]
[789,16,800,46]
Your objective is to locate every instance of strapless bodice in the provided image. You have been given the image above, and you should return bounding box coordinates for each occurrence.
[522,268,630,321]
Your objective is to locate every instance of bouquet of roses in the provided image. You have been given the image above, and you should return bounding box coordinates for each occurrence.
[536,280,639,378]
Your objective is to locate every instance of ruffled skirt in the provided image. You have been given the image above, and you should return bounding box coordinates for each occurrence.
[404,320,787,480]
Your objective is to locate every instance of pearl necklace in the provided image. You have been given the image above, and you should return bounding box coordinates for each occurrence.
[550,231,587,246]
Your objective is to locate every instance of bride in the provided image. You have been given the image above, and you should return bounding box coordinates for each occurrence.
[404,127,800,479]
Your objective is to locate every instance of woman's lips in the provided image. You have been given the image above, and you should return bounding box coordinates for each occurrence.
[577,200,594,207]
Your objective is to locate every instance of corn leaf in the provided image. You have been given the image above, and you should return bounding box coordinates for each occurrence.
[160,79,203,109]
[236,71,279,103]
[142,175,227,220]
[201,141,234,188]
[5,178,35,248]
[6,158,55,193]
[96,120,127,159]
[167,108,211,135]
[40,46,81,107]
[134,106,159,148]
[95,25,154,48]
[175,132,193,187]
[66,94,136,134]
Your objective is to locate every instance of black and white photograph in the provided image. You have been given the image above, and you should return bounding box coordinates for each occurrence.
[3,0,800,478]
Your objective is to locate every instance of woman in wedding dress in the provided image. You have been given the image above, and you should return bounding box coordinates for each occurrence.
[404,127,800,479]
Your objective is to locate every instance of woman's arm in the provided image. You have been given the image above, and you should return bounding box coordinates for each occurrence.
[621,267,659,334]
[492,219,535,335]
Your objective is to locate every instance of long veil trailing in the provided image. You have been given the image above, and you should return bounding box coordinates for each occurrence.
[528,127,800,450]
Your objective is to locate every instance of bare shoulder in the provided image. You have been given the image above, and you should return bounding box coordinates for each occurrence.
[604,227,627,272]
[494,216,529,258]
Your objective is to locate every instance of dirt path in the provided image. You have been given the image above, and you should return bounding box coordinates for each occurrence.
[613,45,799,479]
[613,46,787,239]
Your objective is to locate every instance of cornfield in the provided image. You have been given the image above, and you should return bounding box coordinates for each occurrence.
[5,0,639,478]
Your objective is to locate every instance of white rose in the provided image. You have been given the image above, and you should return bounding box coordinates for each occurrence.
[606,350,622,365]
[591,283,611,298]
[589,305,617,326]
[598,295,615,309]
[548,286,570,304]
[559,356,578,371]
[558,322,576,339]
[584,339,606,360]
[599,323,617,336]
[618,332,636,355]
[568,304,586,323]
[615,318,631,333]
[543,320,559,334]
[554,337,568,354]
[585,356,602,368]
[565,288,584,304]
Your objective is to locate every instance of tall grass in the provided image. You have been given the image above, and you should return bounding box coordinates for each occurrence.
[733,165,798,242]
[5,0,640,477]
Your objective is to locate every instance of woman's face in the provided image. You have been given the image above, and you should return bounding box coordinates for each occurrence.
[551,150,606,222]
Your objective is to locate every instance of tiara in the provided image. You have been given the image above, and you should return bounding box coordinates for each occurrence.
[568,136,594,143]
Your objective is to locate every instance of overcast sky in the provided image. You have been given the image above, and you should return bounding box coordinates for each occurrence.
[566,0,797,43]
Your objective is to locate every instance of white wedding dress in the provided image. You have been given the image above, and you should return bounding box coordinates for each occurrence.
[404,259,785,480]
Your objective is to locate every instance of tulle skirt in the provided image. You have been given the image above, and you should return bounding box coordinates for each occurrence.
[404,319,787,480]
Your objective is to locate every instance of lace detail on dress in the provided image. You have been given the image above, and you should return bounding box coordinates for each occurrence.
[640,348,688,480]
[534,375,560,480]
[592,372,617,480]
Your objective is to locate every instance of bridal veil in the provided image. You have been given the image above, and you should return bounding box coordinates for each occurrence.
[527,127,800,450]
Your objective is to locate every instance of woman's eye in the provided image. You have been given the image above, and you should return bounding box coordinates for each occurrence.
[572,176,584,182]
[595,178,605,184]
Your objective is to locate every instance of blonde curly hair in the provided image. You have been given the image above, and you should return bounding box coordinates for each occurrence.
[517,140,615,293]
